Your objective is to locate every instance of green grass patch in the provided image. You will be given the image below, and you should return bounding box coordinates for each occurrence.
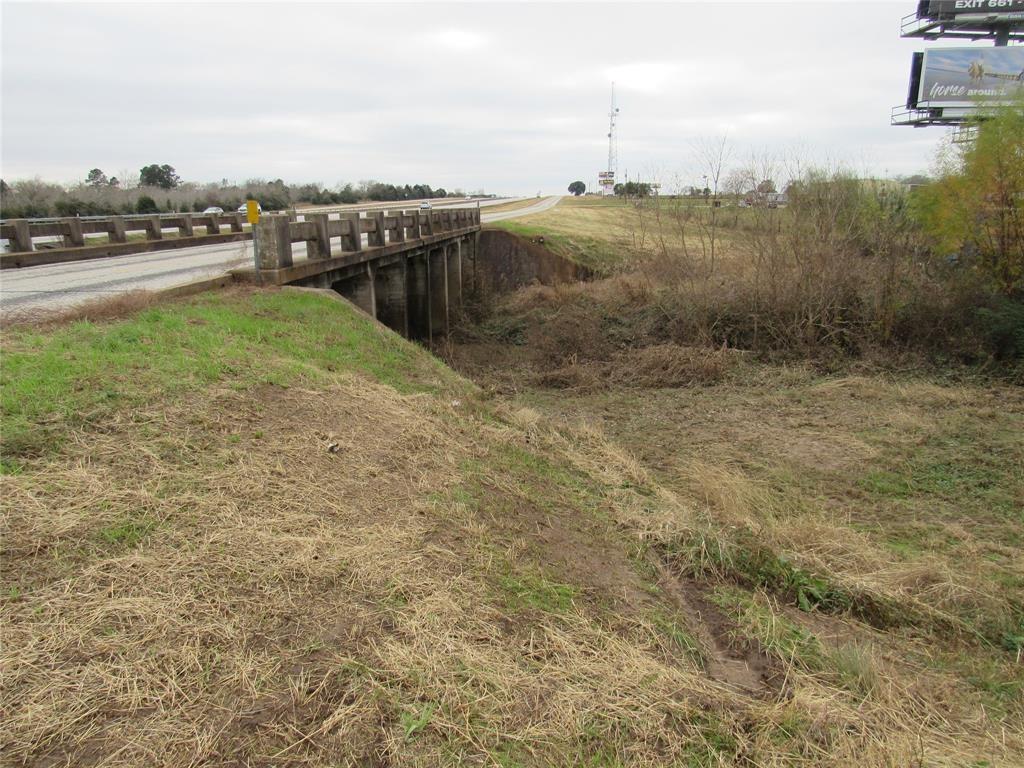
[497,569,578,614]
[710,586,826,669]
[489,220,624,272]
[1,290,467,459]
[400,702,436,741]
[665,531,855,616]
[649,610,703,664]
[98,517,156,548]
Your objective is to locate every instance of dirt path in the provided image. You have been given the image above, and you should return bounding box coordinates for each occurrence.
[652,560,776,697]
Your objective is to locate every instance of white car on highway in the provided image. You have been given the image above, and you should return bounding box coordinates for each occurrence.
[419,202,432,210]
[202,206,223,214]
[237,202,262,214]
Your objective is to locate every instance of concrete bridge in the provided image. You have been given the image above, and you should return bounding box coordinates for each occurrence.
[249,207,480,342]
[0,197,564,319]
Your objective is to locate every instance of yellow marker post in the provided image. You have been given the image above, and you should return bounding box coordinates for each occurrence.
[248,200,261,282]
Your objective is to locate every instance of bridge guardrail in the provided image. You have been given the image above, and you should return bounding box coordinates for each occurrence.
[0,212,248,253]
[257,207,482,271]
[0,198,488,256]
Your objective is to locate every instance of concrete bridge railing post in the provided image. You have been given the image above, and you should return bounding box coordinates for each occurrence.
[343,213,362,252]
[108,217,127,244]
[307,214,331,260]
[144,216,163,241]
[9,220,33,252]
[255,214,293,270]
[61,218,85,248]
[368,211,386,248]
[388,210,405,244]
[407,210,421,240]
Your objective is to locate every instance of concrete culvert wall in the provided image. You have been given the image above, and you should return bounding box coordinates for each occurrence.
[469,230,590,296]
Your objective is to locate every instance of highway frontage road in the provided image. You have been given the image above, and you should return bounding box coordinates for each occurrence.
[0,196,561,318]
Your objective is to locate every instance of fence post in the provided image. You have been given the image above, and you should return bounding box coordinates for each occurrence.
[230,213,243,233]
[178,214,194,237]
[408,210,421,239]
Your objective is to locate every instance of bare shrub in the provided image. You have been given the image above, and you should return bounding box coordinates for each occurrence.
[607,344,738,388]
[627,162,973,359]
[526,299,614,366]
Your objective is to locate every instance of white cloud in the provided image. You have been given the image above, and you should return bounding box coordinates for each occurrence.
[430,27,489,51]
[605,61,685,94]
[0,2,945,194]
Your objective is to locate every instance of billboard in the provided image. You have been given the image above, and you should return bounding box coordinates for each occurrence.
[918,0,1024,19]
[913,46,1024,107]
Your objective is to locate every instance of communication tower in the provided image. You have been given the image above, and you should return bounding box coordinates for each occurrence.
[597,83,620,196]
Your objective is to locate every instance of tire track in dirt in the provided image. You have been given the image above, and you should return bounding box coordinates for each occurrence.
[652,560,778,697]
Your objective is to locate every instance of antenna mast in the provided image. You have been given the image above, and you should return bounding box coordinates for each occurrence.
[607,82,619,181]
[597,82,620,196]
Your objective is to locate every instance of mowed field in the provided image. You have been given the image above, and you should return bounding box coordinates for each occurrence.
[0,196,1021,765]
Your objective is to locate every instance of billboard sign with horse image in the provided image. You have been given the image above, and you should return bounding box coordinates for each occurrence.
[918,46,1024,107]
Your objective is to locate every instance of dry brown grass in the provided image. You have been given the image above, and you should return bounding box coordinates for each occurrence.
[1,290,164,330]
[493,398,1024,765]
[6,367,1017,766]
[3,288,1022,766]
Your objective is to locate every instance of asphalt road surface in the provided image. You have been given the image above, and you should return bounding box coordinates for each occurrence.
[0,197,561,318]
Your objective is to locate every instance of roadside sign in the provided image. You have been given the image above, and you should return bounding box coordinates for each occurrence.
[915,46,1024,108]
[246,200,260,225]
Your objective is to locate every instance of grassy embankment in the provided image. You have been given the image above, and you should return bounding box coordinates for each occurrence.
[1,203,1022,765]
[466,196,1024,760]
[491,196,641,273]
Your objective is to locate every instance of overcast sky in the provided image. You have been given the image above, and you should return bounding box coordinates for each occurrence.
[0,1,973,194]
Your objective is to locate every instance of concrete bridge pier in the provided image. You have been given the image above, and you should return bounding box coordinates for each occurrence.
[428,247,449,339]
[446,240,463,317]
[374,259,409,337]
[333,263,375,317]
[407,251,431,341]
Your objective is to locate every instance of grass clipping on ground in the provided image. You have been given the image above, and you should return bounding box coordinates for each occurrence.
[1,289,1021,766]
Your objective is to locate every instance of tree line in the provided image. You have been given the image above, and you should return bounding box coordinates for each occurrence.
[0,165,482,219]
